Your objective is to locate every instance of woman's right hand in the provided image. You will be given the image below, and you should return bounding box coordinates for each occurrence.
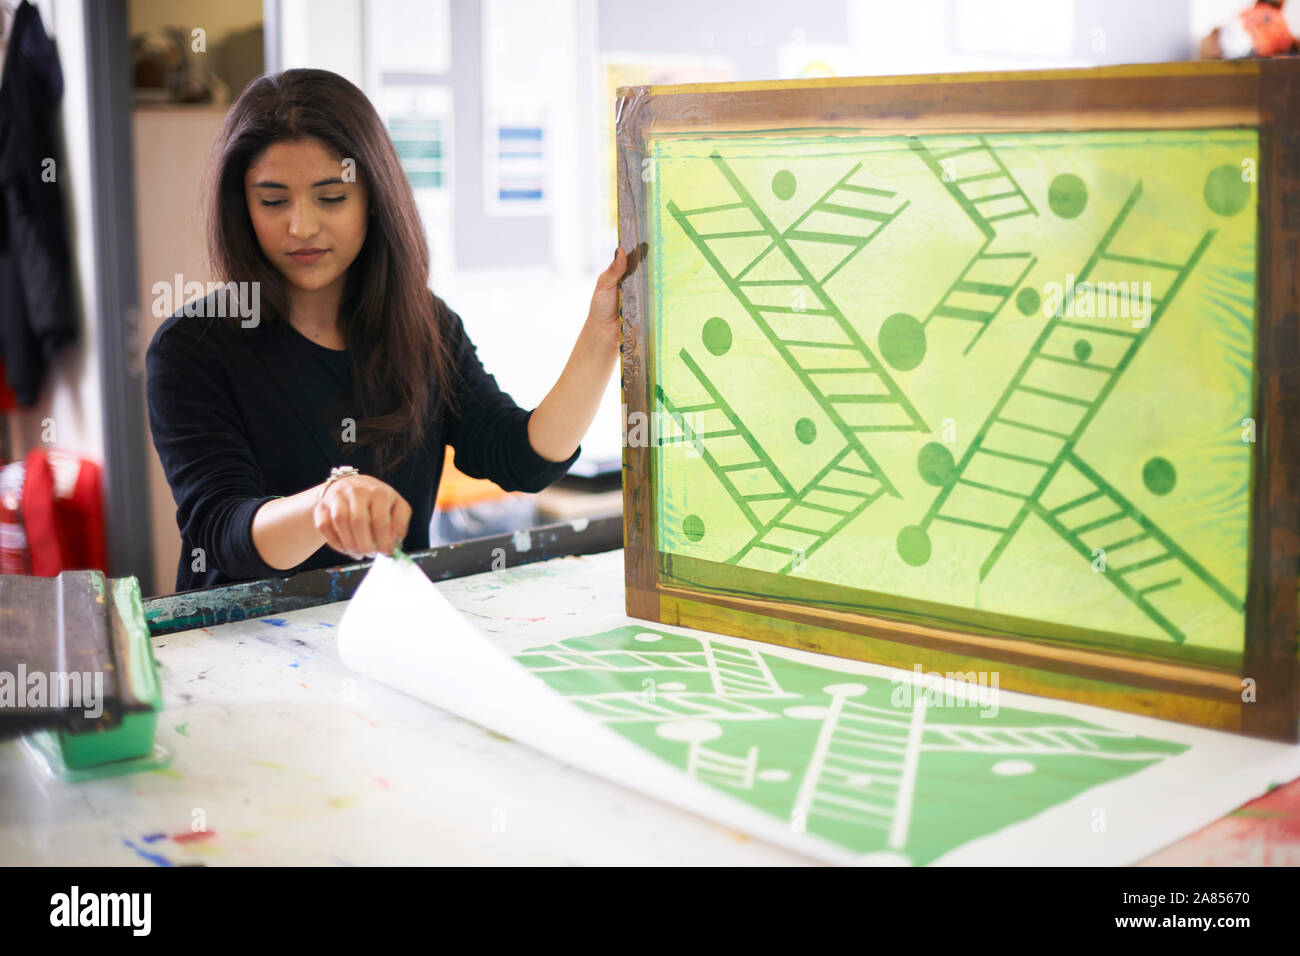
[313,474,412,560]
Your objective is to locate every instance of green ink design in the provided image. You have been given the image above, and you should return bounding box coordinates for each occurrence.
[516,626,1187,865]
[1048,172,1088,218]
[649,128,1257,660]
[1203,164,1250,217]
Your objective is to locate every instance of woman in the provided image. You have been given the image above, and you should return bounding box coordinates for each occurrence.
[147,69,625,591]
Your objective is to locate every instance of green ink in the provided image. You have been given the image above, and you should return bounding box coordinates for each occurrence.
[1143,457,1177,496]
[1048,173,1088,218]
[1204,164,1250,217]
[795,417,817,444]
[516,626,1186,865]
[772,169,797,200]
[1016,286,1041,316]
[666,149,928,510]
[651,127,1257,659]
[702,315,732,356]
[906,138,1038,351]
[897,525,932,566]
[878,312,926,370]
[917,442,957,488]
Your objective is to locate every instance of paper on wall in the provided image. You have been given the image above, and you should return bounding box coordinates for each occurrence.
[480,0,558,215]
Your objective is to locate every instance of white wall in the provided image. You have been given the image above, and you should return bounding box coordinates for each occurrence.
[134,107,230,595]
[278,0,364,87]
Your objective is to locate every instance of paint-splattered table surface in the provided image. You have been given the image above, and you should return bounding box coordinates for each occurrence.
[0,552,809,866]
[0,549,1295,866]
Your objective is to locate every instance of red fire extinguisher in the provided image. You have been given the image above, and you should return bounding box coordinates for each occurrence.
[0,460,29,574]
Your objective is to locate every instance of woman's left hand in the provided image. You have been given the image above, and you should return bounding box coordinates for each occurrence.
[527,246,628,461]
[587,246,628,347]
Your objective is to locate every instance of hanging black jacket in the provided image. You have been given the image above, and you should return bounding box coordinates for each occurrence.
[0,0,75,405]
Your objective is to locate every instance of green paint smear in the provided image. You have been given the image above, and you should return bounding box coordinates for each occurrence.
[114,576,163,711]
[516,626,1187,865]
[646,127,1259,661]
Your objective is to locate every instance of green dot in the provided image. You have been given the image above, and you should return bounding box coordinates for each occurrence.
[1142,457,1177,496]
[917,442,957,488]
[772,170,796,200]
[897,525,931,567]
[1073,339,1092,362]
[1048,173,1087,218]
[1015,286,1041,316]
[683,514,706,542]
[1204,164,1250,217]
[878,313,926,371]
[702,316,732,356]
[795,418,817,444]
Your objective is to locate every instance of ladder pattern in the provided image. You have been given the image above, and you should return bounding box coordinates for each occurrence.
[689,741,759,790]
[922,721,1188,760]
[570,691,783,723]
[727,444,887,572]
[704,640,786,696]
[793,690,1187,850]
[654,349,796,532]
[793,688,925,848]
[1033,453,1244,643]
[914,182,1232,640]
[925,237,1037,354]
[521,644,709,673]
[737,160,912,285]
[667,151,930,501]
[518,628,1189,862]
[909,136,1038,237]
[910,137,1039,351]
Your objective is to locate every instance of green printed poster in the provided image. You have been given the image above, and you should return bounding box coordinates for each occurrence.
[516,626,1187,865]
[648,129,1258,661]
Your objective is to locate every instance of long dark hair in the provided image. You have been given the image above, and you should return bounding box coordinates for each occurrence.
[205,68,456,476]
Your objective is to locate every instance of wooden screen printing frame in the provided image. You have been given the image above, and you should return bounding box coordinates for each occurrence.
[615,61,1300,741]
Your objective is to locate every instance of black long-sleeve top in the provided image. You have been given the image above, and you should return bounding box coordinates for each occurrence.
[146,294,580,591]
